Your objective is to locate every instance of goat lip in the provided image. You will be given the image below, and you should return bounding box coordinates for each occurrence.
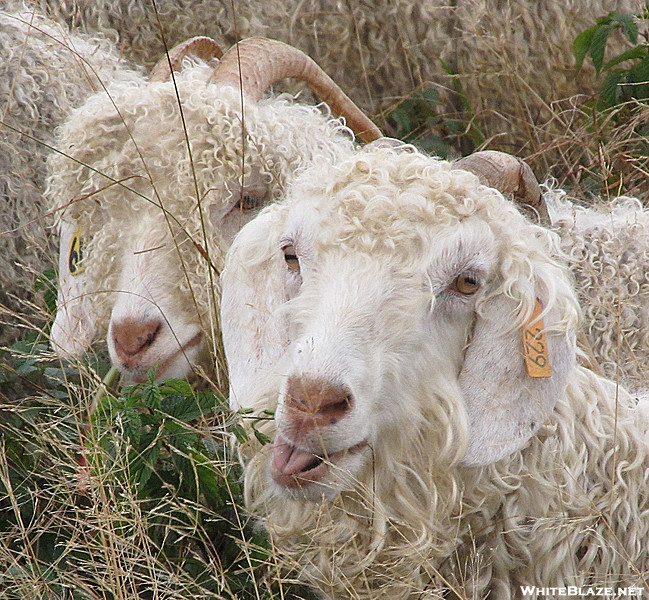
[271,435,365,488]
[129,331,203,383]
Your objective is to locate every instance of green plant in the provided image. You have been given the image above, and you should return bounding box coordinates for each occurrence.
[0,357,309,599]
[385,83,483,158]
[574,8,649,111]
[566,8,649,197]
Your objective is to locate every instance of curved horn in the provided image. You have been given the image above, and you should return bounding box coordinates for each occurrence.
[454,150,551,226]
[209,37,382,144]
[149,36,224,82]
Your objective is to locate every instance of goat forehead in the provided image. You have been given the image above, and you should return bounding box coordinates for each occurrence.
[286,189,486,255]
[286,193,497,271]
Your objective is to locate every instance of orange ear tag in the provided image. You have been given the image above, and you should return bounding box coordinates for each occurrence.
[522,299,552,378]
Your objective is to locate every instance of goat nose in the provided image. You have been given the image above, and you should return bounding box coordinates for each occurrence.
[111,318,162,359]
[285,376,353,428]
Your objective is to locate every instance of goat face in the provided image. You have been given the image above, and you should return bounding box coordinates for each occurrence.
[105,220,205,383]
[221,150,578,502]
[49,128,271,382]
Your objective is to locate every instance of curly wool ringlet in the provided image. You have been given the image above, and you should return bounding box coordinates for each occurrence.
[0,6,140,347]
[546,187,649,392]
[225,148,649,599]
[26,0,647,163]
[46,58,356,363]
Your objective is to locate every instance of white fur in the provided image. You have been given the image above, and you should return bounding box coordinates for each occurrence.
[221,147,649,598]
[546,187,649,391]
[46,51,356,382]
[0,7,140,347]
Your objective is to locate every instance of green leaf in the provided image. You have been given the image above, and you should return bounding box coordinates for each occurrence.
[121,410,142,446]
[253,429,272,446]
[419,87,439,108]
[603,45,647,71]
[574,25,598,71]
[590,24,613,73]
[629,54,649,84]
[164,396,201,422]
[391,108,411,132]
[611,11,639,43]
[143,383,162,411]
[193,453,224,508]
[230,424,248,443]
[134,443,161,489]
[34,268,58,316]
[147,364,158,383]
[161,378,193,396]
[16,361,38,376]
[598,68,626,109]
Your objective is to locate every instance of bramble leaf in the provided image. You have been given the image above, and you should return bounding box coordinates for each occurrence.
[574,25,598,71]
[590,23,612,73]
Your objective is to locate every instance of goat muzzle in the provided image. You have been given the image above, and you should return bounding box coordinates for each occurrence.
[284,375,353,431]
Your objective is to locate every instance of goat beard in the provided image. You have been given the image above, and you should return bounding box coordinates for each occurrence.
[241,386,470,598]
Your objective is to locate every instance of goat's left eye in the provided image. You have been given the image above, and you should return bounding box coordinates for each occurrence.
[452,272,480,296]
[283,244,300,272]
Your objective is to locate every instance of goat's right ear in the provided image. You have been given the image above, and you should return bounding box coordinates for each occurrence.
[220,207,289,411]
[458,293,576,466]
[50,219,97,357]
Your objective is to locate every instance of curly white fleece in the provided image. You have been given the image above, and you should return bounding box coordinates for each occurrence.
[0,6,139,346]
[223,148,649,599]
[46,58,355,362]
[546,187,649,392]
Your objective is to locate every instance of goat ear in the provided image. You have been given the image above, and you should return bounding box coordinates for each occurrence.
[459,294,576,466]
[220,207,288,411]
[50,219,97,357]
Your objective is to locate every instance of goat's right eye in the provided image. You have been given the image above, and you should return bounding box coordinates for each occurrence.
[283,244,300,272]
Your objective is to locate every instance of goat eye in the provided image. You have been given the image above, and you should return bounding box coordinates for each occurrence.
[234,192,265,211]
[453,272,480,295]
[283,244,300,272]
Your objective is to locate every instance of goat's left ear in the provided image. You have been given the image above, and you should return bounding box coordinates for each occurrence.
[50,219,97,357]
[459,294,576,466]
[220,207,288,411]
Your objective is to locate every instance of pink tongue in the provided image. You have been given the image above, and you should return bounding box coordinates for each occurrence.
[272,437,320,476]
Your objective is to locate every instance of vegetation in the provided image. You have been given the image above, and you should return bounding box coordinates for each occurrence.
[0,340,310,599]
[559,7,649,197]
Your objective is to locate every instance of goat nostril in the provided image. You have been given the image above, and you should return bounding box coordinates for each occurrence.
[318,395,353,416]
[112,318,162,359]
[285,377,353,427]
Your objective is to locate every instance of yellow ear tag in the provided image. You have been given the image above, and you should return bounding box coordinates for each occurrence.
[522,299,552,378]
[68,226,85,276]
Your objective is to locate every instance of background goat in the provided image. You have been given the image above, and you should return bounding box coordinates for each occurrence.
[47,36,379,383]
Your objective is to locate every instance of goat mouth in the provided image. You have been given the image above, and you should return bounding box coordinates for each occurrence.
[271,435,365,488]
[130,331,203,383]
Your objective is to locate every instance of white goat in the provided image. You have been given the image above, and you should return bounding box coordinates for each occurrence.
[220,147,649,599]
[547,190,649,392]
[0,7,139,346]
[47,36,380,383]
